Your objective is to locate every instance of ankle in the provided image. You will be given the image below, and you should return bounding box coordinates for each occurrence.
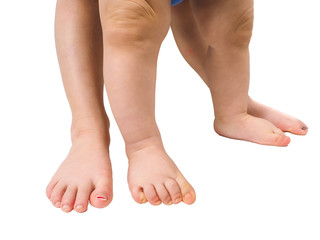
[247,98,266,118]
[214,112,249,125]
[125,135,164,159]
[70,115,110,145]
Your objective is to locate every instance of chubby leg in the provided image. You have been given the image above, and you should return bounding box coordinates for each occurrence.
[99,0,195,205]
[171,0,307,146]
[46,0,113,213]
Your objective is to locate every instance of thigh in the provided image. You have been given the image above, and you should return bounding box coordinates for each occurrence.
[189,0,254,22]
[188,0,254,44]
[99,0,172,36]
[99,0,172,17]
[98,0,172,43]
[171,0,208,80]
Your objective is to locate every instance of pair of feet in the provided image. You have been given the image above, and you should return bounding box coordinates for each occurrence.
[46,131,195,213]
[46,99,308,213]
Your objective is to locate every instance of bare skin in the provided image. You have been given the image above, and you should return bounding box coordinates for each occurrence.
[99,0,196,205]
[46,0,308,213]
[171,0,308,146]
[46,0,113,213]
[47,0,195,213]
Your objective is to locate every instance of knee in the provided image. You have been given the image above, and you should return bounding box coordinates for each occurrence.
[100,0,170,48]
[200,7,254,49]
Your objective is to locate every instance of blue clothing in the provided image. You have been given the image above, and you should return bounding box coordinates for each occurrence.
[171,0,184,6]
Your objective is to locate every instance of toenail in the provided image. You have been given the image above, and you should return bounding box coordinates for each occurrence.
[141,198,148,204]
[166,201,172,205]
[154,201,162,205]
[54,202,61,208]
[174,197,181,204]
[62,205,70,211]
[97,196,108,201]
[302,126,308,130]
[75,205,84,211]
[184,193,192,201]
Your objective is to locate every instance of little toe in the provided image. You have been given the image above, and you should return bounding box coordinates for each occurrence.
[46,180,58,199]
[89,178,112,208]
[130,186,148,204]
[155,184,172,205]
[74,184,92,213]
[61,186,77,213]
[50,182,67,208]
[164,179,182,204]
[175,173,196,205]
[143,185,161,205]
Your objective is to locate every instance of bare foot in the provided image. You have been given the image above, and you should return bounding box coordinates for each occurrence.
[214,114,291,147]
[126,138,196,205]
[46,130,113,213]
[248,98,308,135]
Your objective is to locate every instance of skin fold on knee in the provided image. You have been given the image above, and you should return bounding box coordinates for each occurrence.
[231,7,254,48]
[100,0,170,48]
[195,4,254,49]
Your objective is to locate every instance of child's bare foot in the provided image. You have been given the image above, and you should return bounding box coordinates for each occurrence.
[214,114,291,147]
[248,98,308,136]
[126,138,196,205]
[46,130,112,213]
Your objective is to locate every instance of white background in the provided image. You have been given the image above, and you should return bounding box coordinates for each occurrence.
[0,0,319,239]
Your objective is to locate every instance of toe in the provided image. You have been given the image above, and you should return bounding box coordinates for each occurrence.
[46,179,58,199]
[50,182,66,208]
[272,129,291,146]
[288,121,308,135]
[175,173,196,205]
[154,184,172,205]
[130,186,148,204]
[74,184,92,213]
[143,185,161,205]
[60,186,77,213]
[165,179,182,204]
[273,113,308,136]
[89,177,112,208]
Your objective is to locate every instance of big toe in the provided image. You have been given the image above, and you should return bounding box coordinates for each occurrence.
[271,129,291,146]
[175,173,196,205]
[130,186,148,204]
[89,177,113,208]
[287,121,308,135]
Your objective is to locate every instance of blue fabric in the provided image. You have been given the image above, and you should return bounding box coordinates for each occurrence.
[171,0,184,6]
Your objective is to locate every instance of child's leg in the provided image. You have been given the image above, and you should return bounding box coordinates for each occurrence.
[46,0,113,213]
[99,0,195,205]
[171,0,307,146]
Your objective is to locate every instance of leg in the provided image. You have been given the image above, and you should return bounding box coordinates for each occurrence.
[171,0,307,146]
[99,0,195,205]
[46,0,113,213]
